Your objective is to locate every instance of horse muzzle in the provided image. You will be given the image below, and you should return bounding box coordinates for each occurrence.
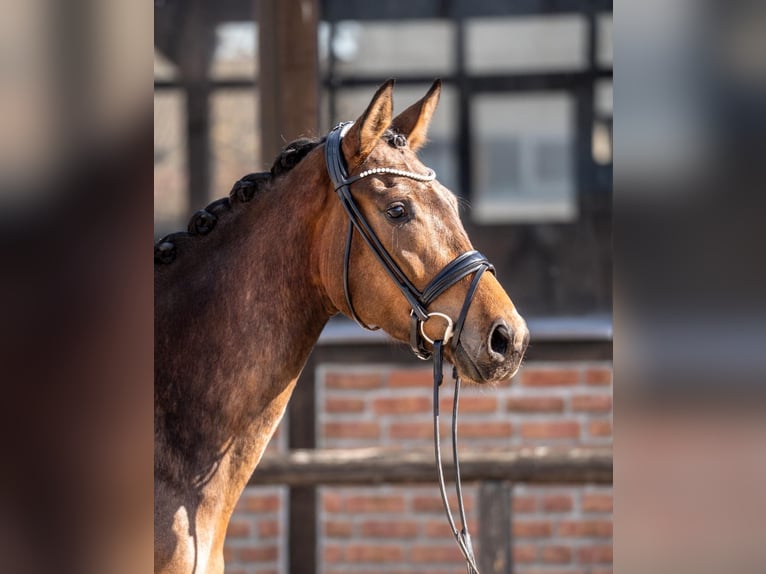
[451,315,529,384]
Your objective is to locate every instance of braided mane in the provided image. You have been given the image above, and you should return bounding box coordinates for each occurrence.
[154,130,406,265]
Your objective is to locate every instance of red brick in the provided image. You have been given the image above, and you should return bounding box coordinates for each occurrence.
[513,495,537,513]
[373,396,431,415]
[360,520,419,538]
[235,546,278,562]
[592,568,614,574]
[325,372,382,390]
[346,544,404,562]
[389,421,437,440]
[389,369,433,388]
[513,544,537,563]
[585,367,612,385]
[577,544,613,563]
[506,396,564,413]
[542,545,573,563]
[237,492,280,513]
[257,519,279,538]
[455,421,512,438]
[572,394,612,412]
[324,520,352,537]
[423,520,454,538]
[542,494,574,512]
[323,545,344,563]
[521,421,580,439]
[440,395,497,413]
[413,494,474,513]
[226,519,251,538]
[325,397,366,413]
[589,420,612,437]
[410,545,464,563]
[423,519,477,538]
[513,520,552,538]
[521,368,580,387]
[582,493,613,513]
[323,492,342,513]
[345,494,405,513]
[323,421,380,439]
[559,520,613,537]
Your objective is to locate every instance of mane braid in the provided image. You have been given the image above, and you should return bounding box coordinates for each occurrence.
[269,129,405,179]
[154,172,272,265]
[155,129,406,265]
[270,137,325,177]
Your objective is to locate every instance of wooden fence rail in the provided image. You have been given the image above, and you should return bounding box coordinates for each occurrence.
[248,445,612,573]
[249,445,613,486]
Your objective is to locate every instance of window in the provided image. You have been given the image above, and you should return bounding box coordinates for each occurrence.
[320,20,455,76]
[154,89,187,233]
[466,16,588,73]
[471,93,576,223]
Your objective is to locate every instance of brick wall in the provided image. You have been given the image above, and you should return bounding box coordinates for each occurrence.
[225,360,613,573]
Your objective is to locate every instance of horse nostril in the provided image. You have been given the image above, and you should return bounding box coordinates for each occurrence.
[489,323,512,357]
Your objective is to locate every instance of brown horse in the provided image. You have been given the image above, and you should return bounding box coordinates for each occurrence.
[154,80,528,573]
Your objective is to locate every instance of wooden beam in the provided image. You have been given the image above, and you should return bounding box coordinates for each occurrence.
[479,481,513,574]
[258,0,320,165]
[256,4,320,573]
[177,0,215,212]
[249,446,613,486]
[286,353,318,574]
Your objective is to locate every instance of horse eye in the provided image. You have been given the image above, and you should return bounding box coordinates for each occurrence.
[385,203,407,220]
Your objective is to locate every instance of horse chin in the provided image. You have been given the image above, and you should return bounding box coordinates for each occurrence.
[449,343,516,386]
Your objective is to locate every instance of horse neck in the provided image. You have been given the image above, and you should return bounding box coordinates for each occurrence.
[155,160,335,500]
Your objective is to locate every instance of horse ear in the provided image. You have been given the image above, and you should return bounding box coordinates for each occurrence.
[342,79,395,165]
[390,79,442,152]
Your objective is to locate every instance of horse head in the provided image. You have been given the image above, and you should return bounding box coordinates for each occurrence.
[317,80,529,384]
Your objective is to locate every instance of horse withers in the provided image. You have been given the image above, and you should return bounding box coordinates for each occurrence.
[154,80,528,573]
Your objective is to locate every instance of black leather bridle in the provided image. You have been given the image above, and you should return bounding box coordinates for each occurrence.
[326,121,491,573]
[326,122,494,360]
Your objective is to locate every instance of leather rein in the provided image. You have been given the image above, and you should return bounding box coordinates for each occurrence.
[326,121,491,573]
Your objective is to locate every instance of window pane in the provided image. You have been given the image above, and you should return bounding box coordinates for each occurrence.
[154,90,187,236]
[320,20,455,75]
[211,22,257,80]
[597,14,613,68]
[471,93,576,223]
[595,79,613,118]
[211,90,260,199]
[331,85,458,193]
[466,16,587,73]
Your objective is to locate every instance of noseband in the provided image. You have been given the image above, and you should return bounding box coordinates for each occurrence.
[326,121,491,573]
